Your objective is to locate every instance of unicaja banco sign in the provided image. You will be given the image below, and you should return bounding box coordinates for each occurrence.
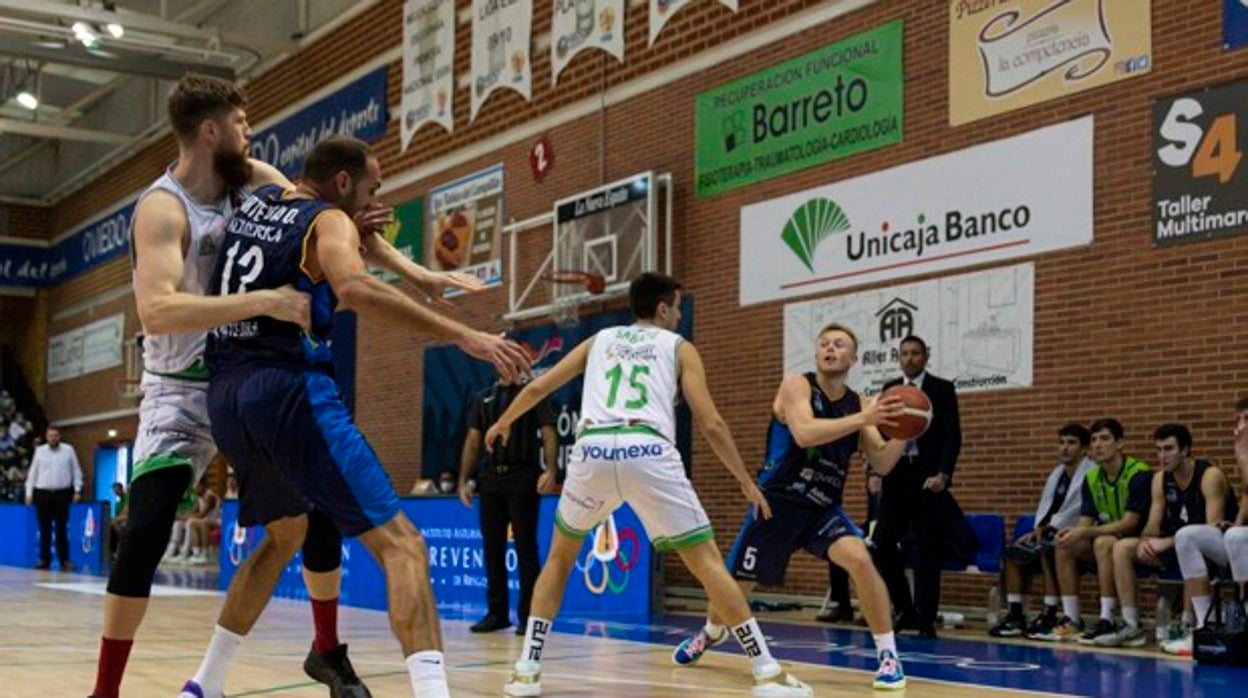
[740,116,1093,305]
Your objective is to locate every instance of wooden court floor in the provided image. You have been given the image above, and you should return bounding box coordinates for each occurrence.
[0,566,1074,697]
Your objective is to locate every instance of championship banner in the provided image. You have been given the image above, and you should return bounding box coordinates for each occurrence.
[400,0,455,150]
[1226,0,1248,50]
[695,20,903,198]
[471,0,533,120]
[551,0,624,84]
[948,0,1152,126]
[371,198,424,283]
[739,116,1093,305]
[784,263,1034,395]
[428,164,505,288]
[1153,79,1248,246]
[649,0,736,46]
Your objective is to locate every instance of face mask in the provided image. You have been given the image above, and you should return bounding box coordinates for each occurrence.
[439,481,454,494]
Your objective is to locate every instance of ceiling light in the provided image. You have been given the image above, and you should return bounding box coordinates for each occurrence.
[72,21,98,47]
[106,22,123,39]
[15,91,37,109]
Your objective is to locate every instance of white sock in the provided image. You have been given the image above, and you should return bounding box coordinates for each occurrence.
[191,624,244,695]
[1007,593,1024,604]
[1062,595,1080,620]
[731,618,776,674]
[1123,606,1139,628]
[704,621,727,640]
[873,631,897,657]
[519,616,552,665]
[406,650,449,697]
[1044,595,1059,609]
[1193,595,1212,629]
[1100,597,1117,621]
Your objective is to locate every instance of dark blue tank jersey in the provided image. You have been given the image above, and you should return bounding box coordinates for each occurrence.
[758,373,861,508]
[207,184,337,373]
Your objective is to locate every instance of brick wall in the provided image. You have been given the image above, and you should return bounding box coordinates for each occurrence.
[39,0,1248,612]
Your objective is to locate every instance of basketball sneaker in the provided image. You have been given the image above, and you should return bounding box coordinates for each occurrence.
[1025,611,1058,639]
[177,680,220,698]
[752,661,813,696]
[671,625,728,665]
[872,650,907,690]
[1160,630,1193,657]
[1078,618,1118,645]
[1035,615,1083,642]
[304,643,372,697]
[1094,623,1147,648]
[503,660,542,696]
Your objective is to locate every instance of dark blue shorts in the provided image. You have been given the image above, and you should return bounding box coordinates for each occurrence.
[725,492,863,586]
[208,365,400,538]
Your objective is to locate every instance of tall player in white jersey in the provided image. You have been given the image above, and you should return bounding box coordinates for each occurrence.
[92,76,486,698]
[485,273,812,696]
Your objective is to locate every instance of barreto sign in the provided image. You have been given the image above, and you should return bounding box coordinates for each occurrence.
[738,116,1093,306]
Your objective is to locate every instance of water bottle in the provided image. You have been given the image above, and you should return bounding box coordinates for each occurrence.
[986,585,1001,627]
[1155,594,1171,642]
[1228,597,1247,632]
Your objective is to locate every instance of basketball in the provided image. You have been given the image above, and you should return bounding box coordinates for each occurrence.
[878,384,933,441]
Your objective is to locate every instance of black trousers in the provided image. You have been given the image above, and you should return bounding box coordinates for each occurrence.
[478,470,541,623]
[873,471,952,628]
[34,487,73,565]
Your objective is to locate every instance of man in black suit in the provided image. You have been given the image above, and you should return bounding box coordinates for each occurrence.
[872,335,964,638]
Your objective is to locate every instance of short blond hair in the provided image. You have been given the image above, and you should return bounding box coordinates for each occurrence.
[817,323,858,351]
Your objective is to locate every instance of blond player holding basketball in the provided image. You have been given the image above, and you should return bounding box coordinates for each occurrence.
[485,272,813,696]
[673,322,911,690]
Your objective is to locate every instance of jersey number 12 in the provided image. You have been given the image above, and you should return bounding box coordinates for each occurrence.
[220,240,265,294]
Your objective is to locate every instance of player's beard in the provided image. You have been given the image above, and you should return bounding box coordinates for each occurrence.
[214,145,252,189]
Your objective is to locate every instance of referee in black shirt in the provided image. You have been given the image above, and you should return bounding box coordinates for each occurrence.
[458,378,559,634]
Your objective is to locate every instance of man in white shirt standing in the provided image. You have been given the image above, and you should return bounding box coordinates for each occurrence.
[25,426,83,571]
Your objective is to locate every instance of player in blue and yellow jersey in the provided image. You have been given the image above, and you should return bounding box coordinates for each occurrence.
[177,136,531,698]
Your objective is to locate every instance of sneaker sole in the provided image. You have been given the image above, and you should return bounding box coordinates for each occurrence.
[503,682,542,696]
[872,678,907,690]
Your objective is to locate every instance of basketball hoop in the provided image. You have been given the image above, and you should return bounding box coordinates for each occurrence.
[542,271,605,328]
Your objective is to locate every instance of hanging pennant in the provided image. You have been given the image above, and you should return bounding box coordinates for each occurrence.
[551,0,625,84]
[400,0,456,150]
[649,0,737,46]
[471,0,533,120]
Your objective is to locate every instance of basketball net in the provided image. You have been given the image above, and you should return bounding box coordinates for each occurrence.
[552,295,581,328]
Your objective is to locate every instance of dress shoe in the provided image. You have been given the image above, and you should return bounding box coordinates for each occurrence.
[816,606,855,624]
[916,625,938,639]
[60,561,75,572]
[33,560,50,570]
[470,615,512,633]
[893,610,918,631]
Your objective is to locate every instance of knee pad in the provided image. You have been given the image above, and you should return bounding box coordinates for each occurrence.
[301,509,343,573]
[107,466,192,597]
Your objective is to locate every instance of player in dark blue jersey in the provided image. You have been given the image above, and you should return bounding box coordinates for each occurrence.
[673,323,912,690]
[179,136,532,698]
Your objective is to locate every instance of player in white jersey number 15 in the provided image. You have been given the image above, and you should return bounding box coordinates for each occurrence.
[484,272,813,697]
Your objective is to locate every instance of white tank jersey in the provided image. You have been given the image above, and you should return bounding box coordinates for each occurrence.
[130,165,234,377]
[581,324,683,442]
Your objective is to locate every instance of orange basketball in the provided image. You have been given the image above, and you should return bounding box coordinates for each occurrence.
[878,384,933,441]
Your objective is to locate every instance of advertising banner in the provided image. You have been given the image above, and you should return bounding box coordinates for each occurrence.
[551,0,624,84]
[471,0,533,119]
[650,0,736,46]
[428,164,505,288]
[401,0,456,149]
[47,313,126,384]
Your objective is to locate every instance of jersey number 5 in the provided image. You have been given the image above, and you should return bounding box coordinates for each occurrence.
[220,240,265,294]
[605,363,649,410]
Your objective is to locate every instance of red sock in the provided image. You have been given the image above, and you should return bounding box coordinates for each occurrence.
[311,597,340,655]
[92,636,134,698]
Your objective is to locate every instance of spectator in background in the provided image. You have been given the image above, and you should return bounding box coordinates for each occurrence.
[458,377,559,634]
[989,424,1094,639]
[874,335,967,638]
[110,483,130,561]
[437,470,458,495]
[225,471,239,500]
[0,389,15,417]
[25,426,83,571]
[9,411,28,443]
[182,480,222,565]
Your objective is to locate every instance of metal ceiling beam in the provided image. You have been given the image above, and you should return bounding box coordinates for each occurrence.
[0,37,235,81]
[0,0,294,55]
[0,117,131,144]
